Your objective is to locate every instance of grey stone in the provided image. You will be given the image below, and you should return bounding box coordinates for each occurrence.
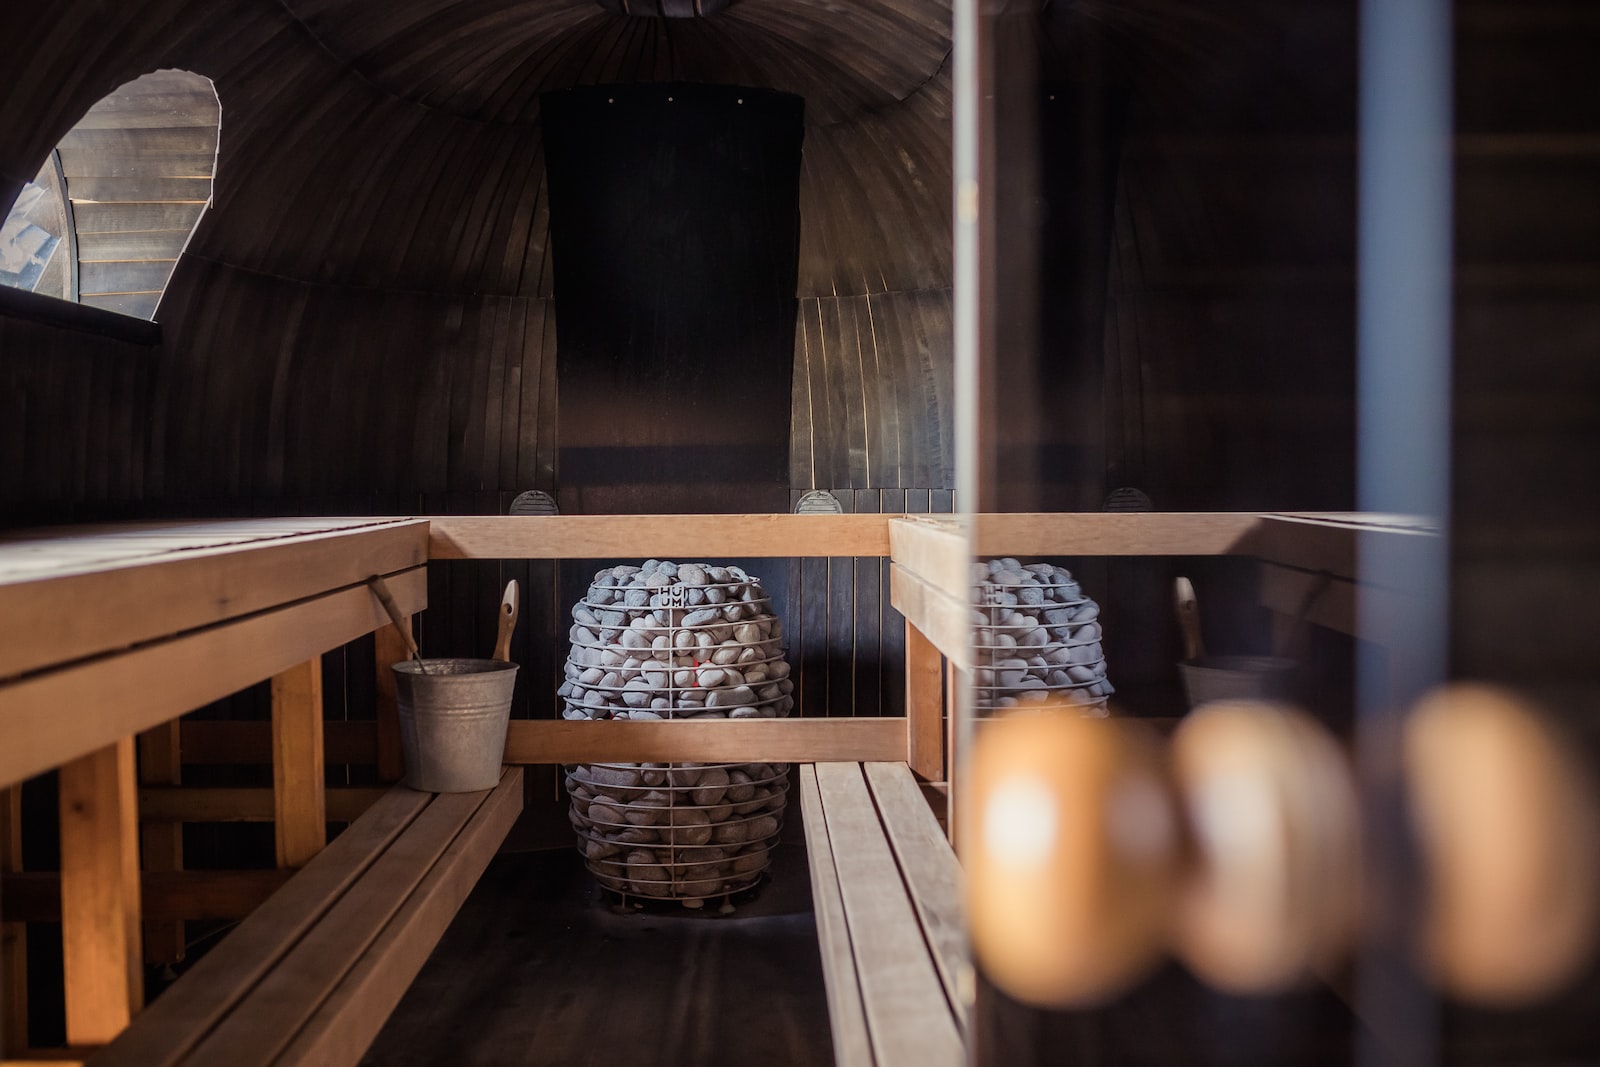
[683,608,720,628]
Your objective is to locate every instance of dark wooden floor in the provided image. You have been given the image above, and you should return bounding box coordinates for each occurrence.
[364,824,833,1067]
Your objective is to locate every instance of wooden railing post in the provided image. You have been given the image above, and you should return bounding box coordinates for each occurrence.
[59,737,143,1044]
[1,786,26,1055]
[271,658,327,868]
[906,620,946,783]
[137,722,184,965]
[945,659,962,851]
[373,620,410,783]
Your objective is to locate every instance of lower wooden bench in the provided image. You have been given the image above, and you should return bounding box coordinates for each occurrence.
[800,762,967,1067]
[89,768,523,1067]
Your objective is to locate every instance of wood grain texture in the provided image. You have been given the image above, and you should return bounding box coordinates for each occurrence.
[373,622,408,782]
[0,788,24,1055]
[792,292,955,490]
[0,565,426,790]
[812,762,963,1067]
[970,511,1267,559]
[428,513,894,560]
[797,764,877,1067]
[58,738,143,1046]
[503,717,908,765]
[889,515,969,606]
[888,562,970,670]
[0,518,428,681]
[181,789,496,1067]
[905,621,945,781]
[270,769,522,1066]
[862,761,967,1034]
[136,722,184,966]
[271,658,327,868]
[91,788,430,1067]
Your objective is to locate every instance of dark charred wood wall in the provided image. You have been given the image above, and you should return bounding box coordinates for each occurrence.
[976,2,1600,1065]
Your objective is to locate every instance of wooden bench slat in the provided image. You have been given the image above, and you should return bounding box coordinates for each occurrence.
[812,763,963,1067]
[270,769,523,1065]
[862,761,968,1035]
[90,789,430,1067]
[797,765,877,1067]
[181,787,494,1067]
[0,520,427,680]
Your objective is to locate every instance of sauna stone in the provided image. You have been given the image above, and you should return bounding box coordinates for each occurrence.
[973,558,1114,713]
[560,561,794,904]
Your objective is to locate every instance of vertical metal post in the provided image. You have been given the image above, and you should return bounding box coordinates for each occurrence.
[953,0,988,1050]
[1356,0,1453,1062]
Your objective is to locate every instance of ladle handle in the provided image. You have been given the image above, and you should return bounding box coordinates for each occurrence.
[368,575,422,662]
[494,580,520,662]
[1175,577,1205,661]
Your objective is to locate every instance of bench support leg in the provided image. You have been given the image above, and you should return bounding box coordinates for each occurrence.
[374,620,410,783]
[1,786,26,1054]
[60,737,144,1044]
[905,620,945,783]
[138,722,185,966]
[272,658,327,868]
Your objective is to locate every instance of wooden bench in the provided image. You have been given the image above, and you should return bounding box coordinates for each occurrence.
[88,769,522,1067]
[799,761,967,1067]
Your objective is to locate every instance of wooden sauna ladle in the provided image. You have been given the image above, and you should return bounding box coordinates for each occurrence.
[368,574,428,674]
[493,579,520,662]
[1175,577,1205,661]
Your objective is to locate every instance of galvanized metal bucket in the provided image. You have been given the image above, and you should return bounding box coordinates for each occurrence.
[393,658,518,793]
[1179,654,1300,710]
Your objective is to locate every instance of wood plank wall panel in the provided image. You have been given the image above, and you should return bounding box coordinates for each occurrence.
[793,289,955,492]
[787,487,952,718]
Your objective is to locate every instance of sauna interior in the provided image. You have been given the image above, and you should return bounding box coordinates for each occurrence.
[1,0,1597,1064]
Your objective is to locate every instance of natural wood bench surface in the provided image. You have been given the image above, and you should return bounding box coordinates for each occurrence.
[88,769,523,1067]
[799,762,966,1067]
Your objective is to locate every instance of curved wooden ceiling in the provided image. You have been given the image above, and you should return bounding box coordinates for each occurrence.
[0,0,951,301]
[280,0,950,127]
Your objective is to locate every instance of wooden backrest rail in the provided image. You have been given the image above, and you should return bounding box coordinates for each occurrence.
[0,567,426,791]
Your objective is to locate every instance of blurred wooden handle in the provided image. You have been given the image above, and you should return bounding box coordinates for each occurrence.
[1406,683,1600,1006]
[1171,701,1360,994]
[1174,577,1204,661]
[493,579,519,662]
[966,713,1179,1008]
